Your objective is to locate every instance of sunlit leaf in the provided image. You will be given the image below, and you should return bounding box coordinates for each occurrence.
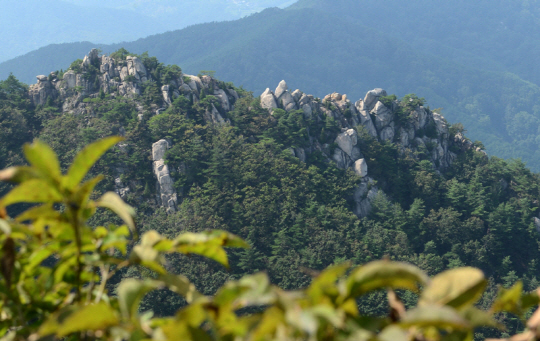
[23,140,62,182]
[0,166,40,183]
[39,302,119,337]
[420,267,486,309]
[159,273,203,303]
[0,179,63,207]
[174,230,250,249]
[64,136,123,190]
[459,306,501,328]
[214,272,275,308]
[71,175,103,208]
[492,281,523,315]
[15,203,60,222]
[346,260,428,298]
[0,219,11,235]
[117,278,161,320]
[377,325,409,341]
[96,192,136,233]
[307,262,350,302]
[400,304,470,330]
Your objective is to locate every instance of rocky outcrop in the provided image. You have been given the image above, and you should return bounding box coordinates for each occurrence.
[259,82,483,217]
[152,139,178,213]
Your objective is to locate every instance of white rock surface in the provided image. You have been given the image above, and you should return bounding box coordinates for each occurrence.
[353,158,368,177]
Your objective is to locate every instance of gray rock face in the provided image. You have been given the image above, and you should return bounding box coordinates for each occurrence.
[363,88,387,111]
[152,139,177,213]
[353,158,368,177]
[214,89,230,111]
[412,107,428,130]
[335,129,358,158]
[371,101,393,131]
[380,125,395,141]
[126,56,148,82]
[278,91,298,111]
[29,77,57,106]
[260,88,278,110]
[353,179,379,218]
[275,80,288,98]
[332,148,351,169]
[161,85,172,106]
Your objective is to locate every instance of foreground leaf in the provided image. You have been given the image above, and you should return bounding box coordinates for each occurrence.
[39,302,119,337]
[346,260,429,298]
[0,179,63,207]
[23,140,62,183]
[419,267,486,309]
[64,136,124,190]
[96,192,136,233]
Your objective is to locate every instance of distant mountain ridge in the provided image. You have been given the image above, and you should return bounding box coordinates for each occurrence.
[2,0,540,171]
[0,0,293,63]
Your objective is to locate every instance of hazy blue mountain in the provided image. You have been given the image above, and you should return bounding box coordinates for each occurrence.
[290,0,540,87]
[0,0,293,63]
[2,1,540,170]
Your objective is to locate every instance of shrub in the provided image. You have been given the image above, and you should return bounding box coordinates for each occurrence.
[0,138,538,340]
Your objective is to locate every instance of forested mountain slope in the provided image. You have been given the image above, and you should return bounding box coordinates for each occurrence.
[2,49,540,337]
[290,0,540,87]
[0,0,293,63]
[2,2,540,173]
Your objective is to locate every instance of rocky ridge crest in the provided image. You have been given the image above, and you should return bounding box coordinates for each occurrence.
[27,49,481,216]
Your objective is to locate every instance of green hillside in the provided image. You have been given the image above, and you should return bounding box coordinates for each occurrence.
[2,49,540,337]
[2,3,540,172]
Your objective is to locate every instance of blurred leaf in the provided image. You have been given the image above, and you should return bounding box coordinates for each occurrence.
[23,140,62,182]
[71,175,103,208]
[175,230,250,248]
[377,325,409,341]
[117,279,161,320]
[96,192,136,233]
[459,306,501,328]
[64,136,123,189]
[492,281,523,315]
[15,204,59,222]
[0,166,40,183]
[0,219,11,235]
[0,237,15,287]
[130,244,166,274]
[39,302,119,337]
[400,304,470,330]
[346,260,428,298]
[420,267,486,309]
[214,272,274,308]
[0,179,63,207]
[159,273,203,304]
[307,262,350,302]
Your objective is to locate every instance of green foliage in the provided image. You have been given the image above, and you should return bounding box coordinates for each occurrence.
[0,141,538,340]
[109,48,131,61]
[69,59,83,73]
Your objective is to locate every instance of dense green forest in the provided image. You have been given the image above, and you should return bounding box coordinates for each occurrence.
[2,49,540,338]
[3,0,540,174]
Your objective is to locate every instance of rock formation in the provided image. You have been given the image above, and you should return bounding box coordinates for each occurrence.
[152,139,177,213]
[26,49,483,217]
[257,81,483,217]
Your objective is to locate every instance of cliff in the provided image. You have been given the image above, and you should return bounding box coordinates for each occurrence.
[27,48,481,217]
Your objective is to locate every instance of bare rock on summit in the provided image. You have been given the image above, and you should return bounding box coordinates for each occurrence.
[279,91,298,111]
[275,80,288,98]
[260,88,278,109]
[363,88,387,111]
